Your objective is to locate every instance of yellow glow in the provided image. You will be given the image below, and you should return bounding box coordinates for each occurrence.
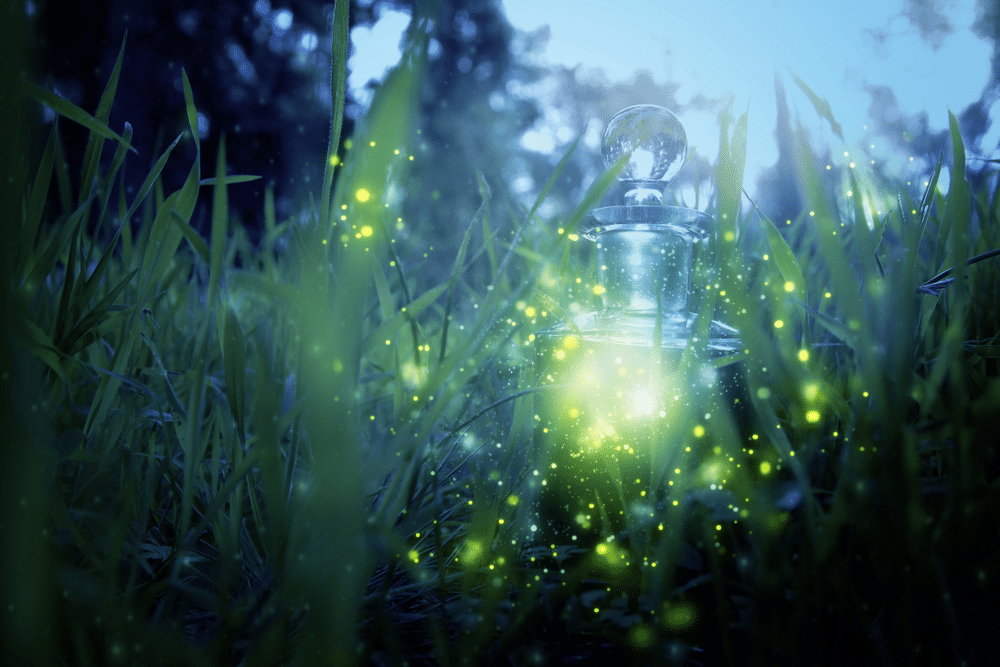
[360,225,373,237]
[462,540,485,565]
[803,383,819,400]
[693,425,705,438]
[554,349,566,361]
[784,281,795,292]
[562,335,579,350]
[662,603,696,630]
[630,385,655,416]
[355,188,371,203]
[774,320,784,329]
[724,230,735,242]
[525,306,536,318]
[806,410,821,423]
[408,549,419,563]
[798,349,809,362]
[760,461,771,475]
[592,284,606,296]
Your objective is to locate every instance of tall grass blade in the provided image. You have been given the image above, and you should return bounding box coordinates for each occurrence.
[791,71,844,140]
[319,0,350,239]
[23,81,136,152]
[79,32,127,202]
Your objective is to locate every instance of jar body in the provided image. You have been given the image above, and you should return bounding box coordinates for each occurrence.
[531,321,747,549]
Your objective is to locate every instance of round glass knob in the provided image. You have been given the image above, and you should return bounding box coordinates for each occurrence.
[602,105,687,205]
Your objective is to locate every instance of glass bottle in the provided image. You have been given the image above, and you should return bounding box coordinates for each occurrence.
[531,105,742,549]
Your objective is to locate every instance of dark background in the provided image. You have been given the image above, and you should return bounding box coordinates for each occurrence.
[21,0,1000,254]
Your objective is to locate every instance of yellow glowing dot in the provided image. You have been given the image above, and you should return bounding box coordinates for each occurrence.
[329,154,339,166]
[525,306,537,318]
[592,285,606,296]
[774,320,784,329]
[408,549,419,563]
[360,225,373,237]
[803,383,819,400]
[693,425,705,438]
[554,349,566,361]
[784,281,795,292]
[562,335,578,350]
[806,410,821,423]
[798,349,809,362]
[760,461,772,475]
[756,387,770,400]
[724,230,735,242]
[716,524,722,531]
[355,188,371,203]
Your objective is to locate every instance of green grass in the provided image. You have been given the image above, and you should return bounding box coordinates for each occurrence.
[2,6,1000,666]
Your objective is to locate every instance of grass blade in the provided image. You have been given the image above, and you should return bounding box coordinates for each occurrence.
[23,81,136,153]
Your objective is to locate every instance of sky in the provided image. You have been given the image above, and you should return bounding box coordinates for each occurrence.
[349,0,997,195]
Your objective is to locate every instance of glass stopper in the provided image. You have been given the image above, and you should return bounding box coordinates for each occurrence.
[602,105,687,206]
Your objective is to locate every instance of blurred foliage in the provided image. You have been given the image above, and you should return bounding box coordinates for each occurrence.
[3,2,1000,667]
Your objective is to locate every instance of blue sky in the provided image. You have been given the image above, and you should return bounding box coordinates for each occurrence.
[349,0,996,195]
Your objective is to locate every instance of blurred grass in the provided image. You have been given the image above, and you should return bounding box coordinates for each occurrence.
[2,4,999,666]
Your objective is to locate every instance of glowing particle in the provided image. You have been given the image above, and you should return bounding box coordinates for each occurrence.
[562,335,579,350]
[760,461,771,475]
[774,320,784,329]
[360,225,373,237]
[525,306,536,318]
[554,349,566,361]
[592,285,606,296]
[784,281,795,293]
[803,383,819,400]
[798,349,809,362]
[355,188,371,203]
[693,425,705,438]
[806,410,821,423]
[756,387,771,400]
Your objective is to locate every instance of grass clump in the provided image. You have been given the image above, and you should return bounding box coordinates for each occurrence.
[2,7,999,667]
